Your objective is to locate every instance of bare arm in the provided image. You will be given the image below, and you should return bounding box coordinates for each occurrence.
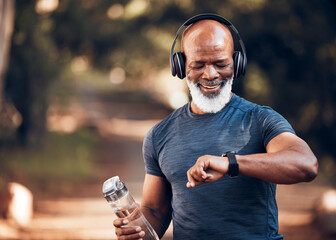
[238,132,318,184]
[187,132,318,187]
[141,174,172,238]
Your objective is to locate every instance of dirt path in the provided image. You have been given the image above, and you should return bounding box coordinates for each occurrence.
[1,87,334,240]
[3,161,332,240]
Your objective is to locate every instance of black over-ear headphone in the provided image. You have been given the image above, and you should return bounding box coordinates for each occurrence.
[170,13,247,80]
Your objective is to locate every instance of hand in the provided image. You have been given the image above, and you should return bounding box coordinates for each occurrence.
[113,218,145,240]
[186,155,229,188]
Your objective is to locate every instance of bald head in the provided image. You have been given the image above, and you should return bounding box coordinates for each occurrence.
[182,19,234,56]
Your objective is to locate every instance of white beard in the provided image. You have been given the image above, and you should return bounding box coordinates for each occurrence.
[187,76,233,114]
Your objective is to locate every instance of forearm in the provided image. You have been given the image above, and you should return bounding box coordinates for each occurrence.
[237,147,318,184]
[141,205,171,238]
[187,133,318,187]
[140,174,172,238]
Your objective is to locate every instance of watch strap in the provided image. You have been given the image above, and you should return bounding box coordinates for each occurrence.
[222,151,239,177]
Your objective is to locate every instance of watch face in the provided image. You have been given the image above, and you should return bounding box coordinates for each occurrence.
[222,151,236,157]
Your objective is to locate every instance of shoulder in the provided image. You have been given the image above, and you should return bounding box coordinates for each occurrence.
[232,95,295,146]
[146,103,189,139]
[229,95,293,131]
[231,95,283,118]
[229,94,259,114]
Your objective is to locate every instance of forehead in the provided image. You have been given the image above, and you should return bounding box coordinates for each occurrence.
[184,39,233,62]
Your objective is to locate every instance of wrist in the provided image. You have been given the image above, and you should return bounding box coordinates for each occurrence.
[208,155,229,173]
[222,151,239,177]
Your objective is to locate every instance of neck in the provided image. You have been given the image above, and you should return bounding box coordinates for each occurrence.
[190,101,207,114]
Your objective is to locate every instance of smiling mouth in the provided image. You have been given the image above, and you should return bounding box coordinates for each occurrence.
[198,82,223,94]
[200,83,221,89]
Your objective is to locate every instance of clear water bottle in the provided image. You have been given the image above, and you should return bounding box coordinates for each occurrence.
[103,176,159,240]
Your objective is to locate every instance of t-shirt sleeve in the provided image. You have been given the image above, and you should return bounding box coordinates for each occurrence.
[256,106,296,148]
[142,126,165,178]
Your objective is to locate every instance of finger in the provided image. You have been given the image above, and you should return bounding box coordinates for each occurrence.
[199,164,208,179]
[198,165,208,180]
[204,169,222,182]
[115,226,142,237]
[194,158,207,179]
[114,218,129,227]
[191,165,207,182]
[200,169,207,179]
[116,230,145,240]
[193,170,204,182]
[186,170,196,188]
[188,171,204,187]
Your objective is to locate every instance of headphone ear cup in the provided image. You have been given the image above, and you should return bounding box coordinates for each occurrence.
[241,53,247,76]
[171,55,177,77]
[173,52,186,79]
[233,51,242,79]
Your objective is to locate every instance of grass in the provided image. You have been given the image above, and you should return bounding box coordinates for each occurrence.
[0,129,98,197]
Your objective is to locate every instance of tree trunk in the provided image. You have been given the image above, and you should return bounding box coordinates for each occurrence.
[0,0,15,113]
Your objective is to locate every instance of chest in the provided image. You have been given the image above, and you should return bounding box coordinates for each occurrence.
[157,116,264,186]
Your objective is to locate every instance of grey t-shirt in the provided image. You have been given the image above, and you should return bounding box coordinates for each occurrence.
[143,94,295,240]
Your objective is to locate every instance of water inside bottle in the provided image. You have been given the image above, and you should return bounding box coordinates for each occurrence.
[114,205,138,218]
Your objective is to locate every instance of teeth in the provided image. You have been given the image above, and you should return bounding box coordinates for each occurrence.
[201,84,219,89]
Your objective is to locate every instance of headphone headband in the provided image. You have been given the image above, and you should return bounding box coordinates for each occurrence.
[184,13,232,26]
[170,13,247,79]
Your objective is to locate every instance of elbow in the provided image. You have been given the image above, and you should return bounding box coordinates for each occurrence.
[302,156,318,182]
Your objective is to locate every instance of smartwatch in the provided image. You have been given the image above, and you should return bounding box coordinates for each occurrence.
[222,151,239,177]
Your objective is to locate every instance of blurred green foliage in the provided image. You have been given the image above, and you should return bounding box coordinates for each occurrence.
[1,0,336,183]
[0,129,97,195]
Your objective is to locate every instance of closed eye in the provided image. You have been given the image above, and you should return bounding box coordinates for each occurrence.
[216,64,230,68]
[191,64,204,69]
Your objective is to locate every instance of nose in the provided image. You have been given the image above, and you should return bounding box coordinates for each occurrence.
[202,64,219,81]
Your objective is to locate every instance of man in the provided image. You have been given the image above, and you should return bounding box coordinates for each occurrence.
[114,15,318,240]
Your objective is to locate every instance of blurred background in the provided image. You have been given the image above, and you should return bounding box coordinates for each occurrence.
[0,0,336,239]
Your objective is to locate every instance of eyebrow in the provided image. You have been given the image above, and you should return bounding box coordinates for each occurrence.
[192,59,230,64]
